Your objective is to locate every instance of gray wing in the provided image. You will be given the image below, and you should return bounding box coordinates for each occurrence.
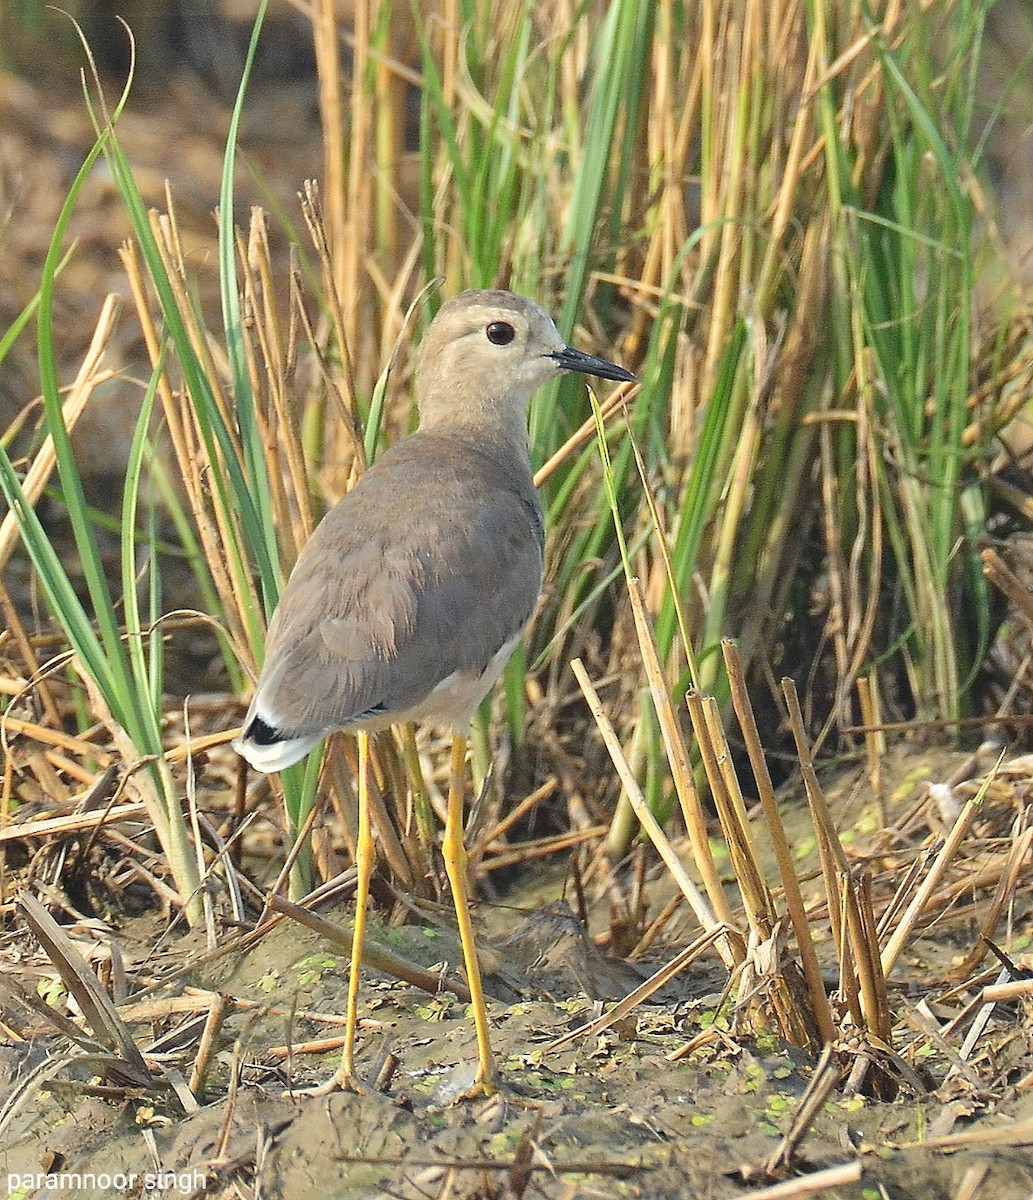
[252,434,544,740]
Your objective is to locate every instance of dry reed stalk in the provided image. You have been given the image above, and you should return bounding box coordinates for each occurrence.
[761,1043,847,1177]
[481,777,558,846]
[685,690,771,934]
[187,992,232,1099]
[265,1034,351,1061]
[365,747,416,892]
[701,377,764,692]
[260,785,329,921]
[0,713,115,765]
[371,12,400,272]
[312,0,348,316]
[262,891,471,1000]
[856,672,885,824]
[875,847,934,942]
[182,704,216,950]
[630,891,684,959]
[17,893,150,1080]
[980,977,1033,1004]
[153,206,235,432]
[395,723,435,864]
[0,802,146,845]
[299,180,363,470]
[626,576,730,921]
[480,826,609,873]
[738,230,828,678]
[323,735,414,892]
[902,999,984,1090]
[342,0,372,379]
[854,871,891,1042]
[625,415,699,686]
[953,1163,991,1200]
[723,639,836,1046]
[16,752,72,813]
[736,1162,863,1200]
[782,677,890,1040]
[237,218,311,565]
[816,399,877,740]
[323,740,359,860]
[534,389,635,488]
[0,583,62,729]
[571,656,743,969]
[897,1115,1033,1152]
[119,236,252,653]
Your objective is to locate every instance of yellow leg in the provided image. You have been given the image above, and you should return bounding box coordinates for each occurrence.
[335,729,374,1091]
[442,730,499,1097]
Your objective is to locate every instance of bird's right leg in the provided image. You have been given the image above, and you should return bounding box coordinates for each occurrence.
[334,728,374,1091]
[442,730,500,1098]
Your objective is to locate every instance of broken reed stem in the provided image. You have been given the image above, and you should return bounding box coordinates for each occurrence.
[263,890,472,1000]
[855,871,891,1041]
[691,691,831,1048]
[763,1043,847,1177]
[722,639,836,1046]
[782,677,889,1041]
[187,992,233,1099]
[571,658,744,969]
[830,884,862,1029]
[704,695,777,923]
[685,690,771,936]
[740,1163,863,1200]
[879,753,1000,978]
[626,577,733,924]
[856,672,886,826]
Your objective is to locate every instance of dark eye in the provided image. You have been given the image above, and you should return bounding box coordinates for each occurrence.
[486,321,515,346]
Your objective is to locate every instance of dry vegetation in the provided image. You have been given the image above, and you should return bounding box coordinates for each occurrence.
[2,1,1033,1197]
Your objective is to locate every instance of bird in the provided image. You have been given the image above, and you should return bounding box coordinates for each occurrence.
[234,289,635,1096]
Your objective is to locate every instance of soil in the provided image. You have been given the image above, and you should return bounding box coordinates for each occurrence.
[3,743,1033,1200]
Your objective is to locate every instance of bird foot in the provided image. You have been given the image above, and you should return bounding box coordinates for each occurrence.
[287,1066,369,1098]
[433,1061,505,1106]
[450,1076,500,1104]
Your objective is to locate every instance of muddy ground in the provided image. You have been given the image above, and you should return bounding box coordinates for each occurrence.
[2,742,1033,1200]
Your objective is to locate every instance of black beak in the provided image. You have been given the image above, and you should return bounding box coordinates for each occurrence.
[548,346,636,383]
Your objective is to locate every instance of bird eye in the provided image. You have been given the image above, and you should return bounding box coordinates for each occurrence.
[486,321,516,346]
